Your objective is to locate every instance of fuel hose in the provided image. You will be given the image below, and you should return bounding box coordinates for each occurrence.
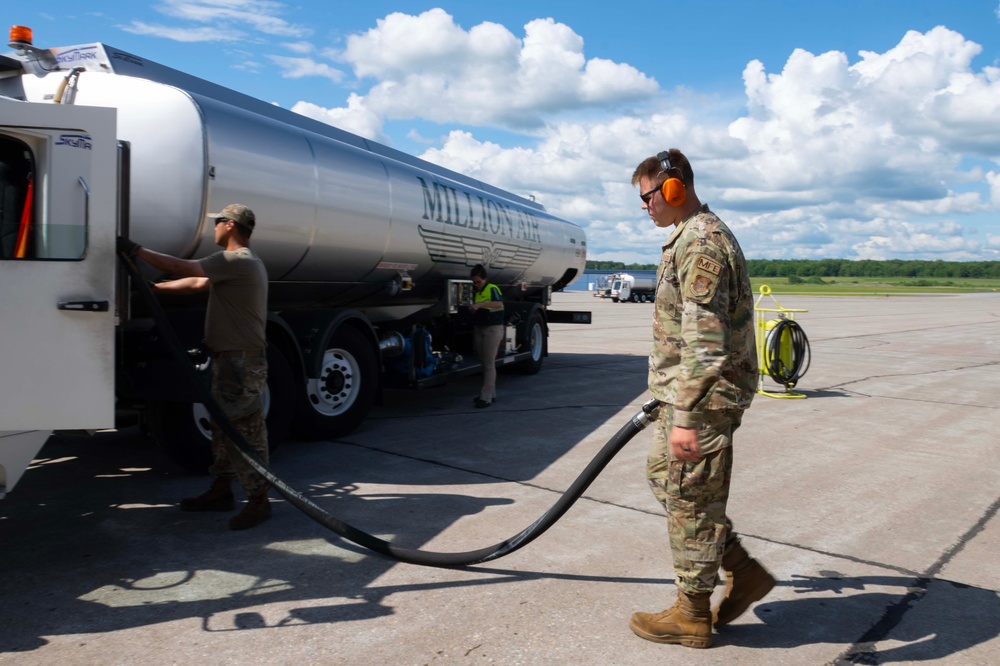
[119,250,661,567]
[765,318,811,388]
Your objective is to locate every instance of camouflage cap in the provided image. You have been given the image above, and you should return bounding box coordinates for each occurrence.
[209,203,256,231]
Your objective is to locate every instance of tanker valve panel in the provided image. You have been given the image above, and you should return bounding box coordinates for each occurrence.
[448,280,475,313]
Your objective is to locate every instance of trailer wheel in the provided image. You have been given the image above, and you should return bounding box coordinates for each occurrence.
[516,310,546,375]
[294,326,378,440]
[145,346,295,474]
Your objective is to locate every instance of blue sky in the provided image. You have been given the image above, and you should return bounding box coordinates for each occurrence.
[15,1,1000,262]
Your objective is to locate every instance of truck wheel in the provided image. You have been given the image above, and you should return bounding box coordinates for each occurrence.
[145,346,295,474]
[294,326,378,440]
[611,297,619,303]
[516,310,546,375]
[631,293,640,303]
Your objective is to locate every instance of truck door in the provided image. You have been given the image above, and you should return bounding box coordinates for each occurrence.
[0,101,117,430]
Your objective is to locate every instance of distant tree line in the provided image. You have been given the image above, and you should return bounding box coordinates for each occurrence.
[587,259,1000,278]
[586,261,657,271]
[745,259,1000,278]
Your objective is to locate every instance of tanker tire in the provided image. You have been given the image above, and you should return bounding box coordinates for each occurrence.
[516,311,546,375]
[145,346,295,474]
[294,326,378,440]
[630,292,640,303]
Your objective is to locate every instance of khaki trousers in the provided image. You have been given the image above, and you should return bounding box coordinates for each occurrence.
[473,324,504,401]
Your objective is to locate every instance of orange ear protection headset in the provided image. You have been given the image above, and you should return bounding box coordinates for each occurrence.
[656,150,687,207]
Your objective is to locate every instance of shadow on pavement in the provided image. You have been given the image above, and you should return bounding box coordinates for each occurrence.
[719,572,1000,662]
[0,352,653,653]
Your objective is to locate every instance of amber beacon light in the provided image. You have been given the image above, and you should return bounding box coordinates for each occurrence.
[7,25,57,73]
[9,25,33,49]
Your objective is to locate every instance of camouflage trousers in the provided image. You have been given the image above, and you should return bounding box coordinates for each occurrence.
[646,406,743,595]
[209,355,270,496]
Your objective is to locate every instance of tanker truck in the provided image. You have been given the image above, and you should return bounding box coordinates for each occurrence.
[0,29,590,492]
[609,272,655,303]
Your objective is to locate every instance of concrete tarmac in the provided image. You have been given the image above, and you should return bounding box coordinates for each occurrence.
[1,291,998,665]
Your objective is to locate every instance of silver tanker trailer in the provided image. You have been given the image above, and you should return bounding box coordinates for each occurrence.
[609,272,655,303]
[0,28,589,490]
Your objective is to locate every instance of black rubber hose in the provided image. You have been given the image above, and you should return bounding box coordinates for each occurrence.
[765,318,811,387]
[119,250,661,567]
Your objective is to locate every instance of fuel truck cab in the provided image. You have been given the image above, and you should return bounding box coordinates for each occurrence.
[0,85,118,496]
[0,28,589,491]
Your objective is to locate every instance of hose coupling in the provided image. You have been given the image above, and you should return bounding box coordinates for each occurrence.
[630,397,662,430]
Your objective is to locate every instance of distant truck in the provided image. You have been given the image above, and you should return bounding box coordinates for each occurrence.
[609,273,655,303]
[0,28,590,494]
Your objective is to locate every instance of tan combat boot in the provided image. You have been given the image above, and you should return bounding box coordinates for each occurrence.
[714,540,776,626]
[229,493,272,530]
[179,477,234,512]
[629,589,713,648]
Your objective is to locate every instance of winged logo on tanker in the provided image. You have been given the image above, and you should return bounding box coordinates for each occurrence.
[418,226,543,271]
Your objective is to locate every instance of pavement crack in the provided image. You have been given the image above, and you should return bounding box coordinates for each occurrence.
[829,494,1000,665]
[828,359,999,391]
[816,360,1000,409]
[812,318,1000,344]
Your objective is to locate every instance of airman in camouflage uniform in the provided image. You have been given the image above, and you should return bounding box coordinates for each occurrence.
[122,204,272,531]
[627,149,775,649]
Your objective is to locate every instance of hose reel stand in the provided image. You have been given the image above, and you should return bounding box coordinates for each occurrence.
[754,284,811,399]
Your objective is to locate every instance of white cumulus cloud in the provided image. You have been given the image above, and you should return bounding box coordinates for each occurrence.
[331,9,657,129]
[291,94,388,144]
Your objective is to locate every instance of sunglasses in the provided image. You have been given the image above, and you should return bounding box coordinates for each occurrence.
[640,185,661,204]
